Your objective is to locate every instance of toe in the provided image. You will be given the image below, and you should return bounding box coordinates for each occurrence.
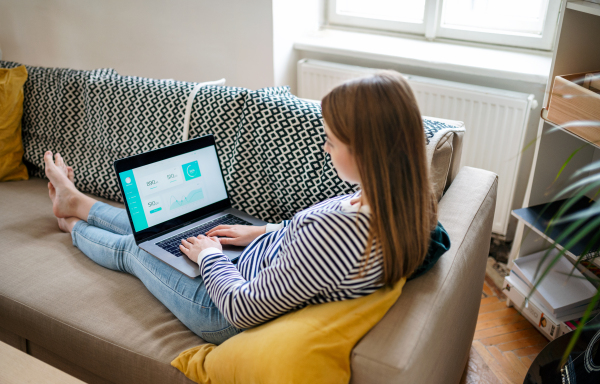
[44,152,55,176]
[55,153,65,168]
[67,166,74,182]
[44,151,53,165]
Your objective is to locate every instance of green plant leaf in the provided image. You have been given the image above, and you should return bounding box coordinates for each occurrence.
[554,147,584,183]
[553,203,600,224]
[532,215,600,284]
[554,175,600,200]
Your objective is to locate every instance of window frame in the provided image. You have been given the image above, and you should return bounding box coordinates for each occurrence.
[327,0,562,51]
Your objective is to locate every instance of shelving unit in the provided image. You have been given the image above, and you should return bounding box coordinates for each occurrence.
[541,112,600,150]
[508,0,600,279]
[512,198,600,282]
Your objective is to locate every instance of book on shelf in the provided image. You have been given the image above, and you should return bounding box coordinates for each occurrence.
[507,269,597,322]
[503,275,597,340]
[504,275,561,340]
[512,249,597,316]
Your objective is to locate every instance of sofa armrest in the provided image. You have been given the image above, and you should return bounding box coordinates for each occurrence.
[350,166,498,384]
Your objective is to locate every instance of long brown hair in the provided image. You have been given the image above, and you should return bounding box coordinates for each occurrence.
[321,70,438,286]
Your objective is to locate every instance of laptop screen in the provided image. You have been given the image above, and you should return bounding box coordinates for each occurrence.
[117,142,228,233]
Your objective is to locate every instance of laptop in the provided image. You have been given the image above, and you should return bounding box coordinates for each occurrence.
[114,134,267,278]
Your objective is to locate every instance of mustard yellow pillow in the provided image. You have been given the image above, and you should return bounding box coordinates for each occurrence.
[172,278,405,384]
[0,65,29,182]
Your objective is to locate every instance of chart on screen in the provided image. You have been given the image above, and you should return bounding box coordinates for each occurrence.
[170,188,205,210]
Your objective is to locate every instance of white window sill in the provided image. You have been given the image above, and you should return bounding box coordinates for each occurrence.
[294,29,552,85]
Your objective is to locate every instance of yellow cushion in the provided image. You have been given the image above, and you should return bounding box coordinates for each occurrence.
[0,65,29,182]
[171,278,406,384]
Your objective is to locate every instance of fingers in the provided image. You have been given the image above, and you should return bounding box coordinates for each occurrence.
[196,234,221,245]
[179,244,189,254]
[186,237,198,244]
[218,237,234,245]
[206,229,235,238]
[206,225,232,236]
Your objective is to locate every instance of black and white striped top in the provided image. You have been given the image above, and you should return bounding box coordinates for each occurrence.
[198,191,386,329]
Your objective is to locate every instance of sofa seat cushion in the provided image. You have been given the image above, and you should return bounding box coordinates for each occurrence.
[0,178,201,384]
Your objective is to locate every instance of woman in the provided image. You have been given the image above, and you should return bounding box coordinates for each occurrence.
[45,71,449,345]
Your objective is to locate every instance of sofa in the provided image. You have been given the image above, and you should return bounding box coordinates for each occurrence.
[0,61,498,383]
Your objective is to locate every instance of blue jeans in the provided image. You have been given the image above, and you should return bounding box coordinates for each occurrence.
[71,201,244,345]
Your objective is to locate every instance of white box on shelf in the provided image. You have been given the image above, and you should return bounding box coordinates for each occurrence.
[507,270,598,322]
[503,275,561,340]
[512,249,597,316]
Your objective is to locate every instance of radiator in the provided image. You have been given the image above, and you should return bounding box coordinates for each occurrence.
[297,59,537,237]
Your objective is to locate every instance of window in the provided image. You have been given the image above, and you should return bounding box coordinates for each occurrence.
[327,0,561,50]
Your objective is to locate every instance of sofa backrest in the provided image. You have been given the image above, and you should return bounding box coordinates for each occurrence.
[1,61,465,224]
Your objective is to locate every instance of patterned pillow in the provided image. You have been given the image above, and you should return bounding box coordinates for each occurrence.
[0,61,203,202]
[0,60,464,219]
[224,87,356,223]
[186,85,249,184]
[228,87,465,223]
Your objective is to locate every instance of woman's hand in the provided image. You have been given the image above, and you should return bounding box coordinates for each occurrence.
[206,225,266,247]
[180,235,222,263]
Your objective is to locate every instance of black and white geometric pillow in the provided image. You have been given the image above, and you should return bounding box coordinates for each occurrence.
[423,118,460,145]
[1,60,465,220]
[225,86,356,223]
[186,85,249,183]
[0,61,194,202]
[225,87,465,223]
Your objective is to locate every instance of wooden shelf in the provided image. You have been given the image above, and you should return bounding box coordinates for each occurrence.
[541,108,600,149]
[567,1,600,17]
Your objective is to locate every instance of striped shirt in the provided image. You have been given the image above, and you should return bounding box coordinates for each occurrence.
[198,191,386,329]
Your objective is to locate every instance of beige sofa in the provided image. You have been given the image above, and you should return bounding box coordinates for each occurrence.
[0,60,497,384]
[0,165,497,384]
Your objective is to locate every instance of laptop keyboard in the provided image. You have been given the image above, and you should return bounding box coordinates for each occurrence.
[156,214,252,257]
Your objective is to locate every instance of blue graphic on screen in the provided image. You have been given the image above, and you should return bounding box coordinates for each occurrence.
[170,189,204,210]
[119,146,228,232]
[182,161,201,181]
[119,170,149,232]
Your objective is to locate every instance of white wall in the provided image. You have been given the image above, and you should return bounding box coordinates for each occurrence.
[0,0,275,90]
[272,0,321,95]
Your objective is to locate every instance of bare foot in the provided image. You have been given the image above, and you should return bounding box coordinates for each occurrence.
[48,153,74,204]
[45,151,80,218]
[57,217,80,233]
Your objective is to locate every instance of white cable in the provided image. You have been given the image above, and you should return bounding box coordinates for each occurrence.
[182,78,226,142]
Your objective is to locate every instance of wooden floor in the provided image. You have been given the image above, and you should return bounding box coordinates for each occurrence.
[460,276,549,384]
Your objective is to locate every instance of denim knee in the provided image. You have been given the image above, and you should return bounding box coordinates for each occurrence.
[200,325,244,345]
